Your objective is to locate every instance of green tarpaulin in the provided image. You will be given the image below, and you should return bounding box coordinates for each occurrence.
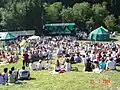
[89,26,110,41]
[1,32,15,41]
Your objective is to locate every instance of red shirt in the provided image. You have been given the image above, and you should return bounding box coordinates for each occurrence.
[23,53,29,61]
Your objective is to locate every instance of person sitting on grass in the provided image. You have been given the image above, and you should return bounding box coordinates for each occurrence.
[36,60,43,70]
[99,58,106,72]
[8,70,16,84]
[29,61,36,70]
[64,59,71,72]
[0,73,4,84]
[18,66,30,80]
[84,59,92,72]
[106,58,116,71]
[2,68,8,83]
[93,61,100,73]
[54,60,60,72]
[11,67,18,80]
[45,61,50,70]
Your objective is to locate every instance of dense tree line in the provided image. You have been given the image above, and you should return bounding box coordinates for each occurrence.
[0,0,119,34]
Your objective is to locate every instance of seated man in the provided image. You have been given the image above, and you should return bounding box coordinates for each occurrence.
[18,66,30,80]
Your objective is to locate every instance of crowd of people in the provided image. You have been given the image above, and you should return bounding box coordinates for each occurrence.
[22,36,120,74]
[0,36,26,64]
[0,35,120,85]
[76,31,88,40]
[0,66,30,85]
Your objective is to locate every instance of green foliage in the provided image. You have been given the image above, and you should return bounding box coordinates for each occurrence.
[92,3,109,27]
[44,2,62,23]
[104,15,116,29]
[0,0,119,33]
[72,2,92,22]
[112,26,120,33]
[60,7,73,22]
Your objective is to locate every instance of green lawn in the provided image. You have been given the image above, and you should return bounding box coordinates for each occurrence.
[0,59,120,90]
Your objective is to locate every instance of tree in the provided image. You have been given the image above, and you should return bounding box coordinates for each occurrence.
[60,7,73,22]
[44,2,62,23]
[104,15,116,29]
[92,3,109,28]
[72,2,92,22]
[86,17,94,32]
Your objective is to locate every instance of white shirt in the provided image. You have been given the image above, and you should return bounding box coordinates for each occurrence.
[45,63,50,69]
[106,60,115,70]
[29,63,36,70]
[28,53,32,59]
[60,65,65,70]
[82,57,87,64]
[36,63,43,70]
[90,54,96,61]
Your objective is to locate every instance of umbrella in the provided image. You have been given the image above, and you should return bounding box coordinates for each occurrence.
[1,32,15,41]
[27,36,40,40]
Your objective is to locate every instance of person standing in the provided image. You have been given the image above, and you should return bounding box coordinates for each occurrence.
[22,51,29,67]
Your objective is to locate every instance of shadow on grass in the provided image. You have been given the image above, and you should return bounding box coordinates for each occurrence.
[116,70,120,72]
[30,77,36,80]
[15,82,27,85]
[71,67,80,72]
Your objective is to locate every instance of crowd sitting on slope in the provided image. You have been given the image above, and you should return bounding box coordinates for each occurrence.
[22,36,120,74]
[0,35,120,85]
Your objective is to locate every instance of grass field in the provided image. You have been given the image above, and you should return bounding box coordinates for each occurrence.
[0,58,120,90]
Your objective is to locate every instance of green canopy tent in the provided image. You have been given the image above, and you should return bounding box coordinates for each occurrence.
[44,23,75,35]
[89,26,110,41]
[0,32,15,41]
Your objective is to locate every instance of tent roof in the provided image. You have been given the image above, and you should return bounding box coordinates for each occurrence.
[90,26,109,35]
[45,23,75,27]
[1,32,15,41]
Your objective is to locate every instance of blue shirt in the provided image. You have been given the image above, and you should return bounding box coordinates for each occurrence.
[99,61,106,69]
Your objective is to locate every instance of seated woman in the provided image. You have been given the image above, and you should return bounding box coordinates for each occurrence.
[54,60,60,72]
